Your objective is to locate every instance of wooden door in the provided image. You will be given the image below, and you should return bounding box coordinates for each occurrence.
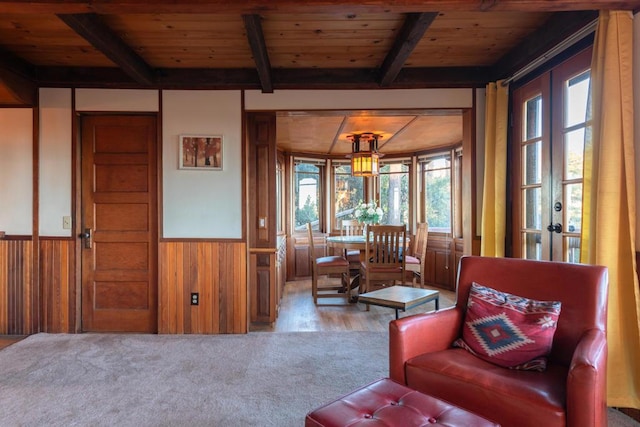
[81,115,158,332]
[511,48,591,262]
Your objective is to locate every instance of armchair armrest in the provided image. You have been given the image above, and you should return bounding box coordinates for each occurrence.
[389,307,463,384]
[566,328,607,427]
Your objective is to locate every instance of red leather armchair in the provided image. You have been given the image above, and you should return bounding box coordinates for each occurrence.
[389,255,608,427]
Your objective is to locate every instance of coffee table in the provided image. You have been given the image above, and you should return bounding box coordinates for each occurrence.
[357,285,439,319]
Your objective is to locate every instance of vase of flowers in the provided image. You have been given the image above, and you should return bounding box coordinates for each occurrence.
[353,201,383,233]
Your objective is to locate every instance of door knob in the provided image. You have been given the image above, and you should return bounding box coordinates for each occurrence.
[546,223,562,233]
[80,228,92,249]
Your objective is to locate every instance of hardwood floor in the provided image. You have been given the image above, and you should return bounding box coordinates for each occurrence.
[251,279,456,332]
[0,336,27,350]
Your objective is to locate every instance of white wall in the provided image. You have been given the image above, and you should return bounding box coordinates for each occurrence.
[0,109,33,234]
[39,88,72,236]
[162,90,243,238]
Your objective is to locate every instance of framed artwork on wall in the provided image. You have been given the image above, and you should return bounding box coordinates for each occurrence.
[179,134,223,170]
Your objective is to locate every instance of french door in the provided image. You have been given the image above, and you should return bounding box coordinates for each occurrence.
[511,48,591,262]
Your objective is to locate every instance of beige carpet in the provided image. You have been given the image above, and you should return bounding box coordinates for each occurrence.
[0,333,637,427]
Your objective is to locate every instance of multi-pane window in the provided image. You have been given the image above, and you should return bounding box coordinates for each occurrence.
[379,162,409,225]
[421,155,452,233]
[276,157,284,233]
[294,161,322,231]
[512,47,591,262]
[333,162,364,226]
[562,70,590,262]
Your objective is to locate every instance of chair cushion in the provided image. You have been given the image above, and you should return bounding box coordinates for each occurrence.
[404,255,420,265]
[453,282,561,371]
[316,255,349,267]
[405,348,567,427]
[346,250,360,263]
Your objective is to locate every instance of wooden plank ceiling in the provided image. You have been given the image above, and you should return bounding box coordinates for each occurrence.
[0,0,636,153]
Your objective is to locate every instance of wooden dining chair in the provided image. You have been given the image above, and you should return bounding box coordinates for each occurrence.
[307,223,351,304]
[341,219,365,271]
[404,222,428,287]
[359,225,407,299]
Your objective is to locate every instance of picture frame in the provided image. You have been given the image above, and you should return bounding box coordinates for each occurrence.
[179,134,223,170]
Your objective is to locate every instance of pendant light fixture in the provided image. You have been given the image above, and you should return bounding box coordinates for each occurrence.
[346,132,383,177]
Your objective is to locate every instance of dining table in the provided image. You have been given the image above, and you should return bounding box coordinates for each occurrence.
[325,234,410,300]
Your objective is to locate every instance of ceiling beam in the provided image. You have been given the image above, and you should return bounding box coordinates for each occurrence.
[57,13,156,86]
[0,68,36,105]
[0,46,37,105]
[35,66,489,89]
[491,10,598,82]
[0,46,37,81]
[0,0,637,14]
[242,14,273,93]
[379,12,438,87]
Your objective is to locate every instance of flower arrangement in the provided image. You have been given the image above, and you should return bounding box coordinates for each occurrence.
[354,200,383,225]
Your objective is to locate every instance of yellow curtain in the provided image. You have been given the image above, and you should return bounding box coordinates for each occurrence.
[581,10,640,409]
[480,80,509,257]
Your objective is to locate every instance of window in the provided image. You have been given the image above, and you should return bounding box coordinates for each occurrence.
[420,154,452,233]
[276,156,284,233]
[511,48,591,261]
[294,160,322,231]
[378,162,409,225]
[333,162,364,227]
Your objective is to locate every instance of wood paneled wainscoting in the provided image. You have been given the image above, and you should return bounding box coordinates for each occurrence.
[0,239,36,334]
[40,238,75,333]
[159,241,247,334]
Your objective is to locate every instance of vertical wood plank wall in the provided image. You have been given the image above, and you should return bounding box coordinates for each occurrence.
[1,239,247,335]
[159,241,247,334]
[40,239,75,333]
[0,239,36,334]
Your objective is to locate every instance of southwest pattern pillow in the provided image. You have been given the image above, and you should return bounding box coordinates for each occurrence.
[453,282,561,371]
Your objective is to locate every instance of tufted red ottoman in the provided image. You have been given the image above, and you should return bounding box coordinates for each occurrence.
[305,378,499,427]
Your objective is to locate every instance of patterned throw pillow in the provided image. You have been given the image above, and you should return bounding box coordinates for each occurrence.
[453,282,561,371]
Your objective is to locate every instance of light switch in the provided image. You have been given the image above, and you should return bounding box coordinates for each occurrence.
[259,217,266,228]
[62,216,72,230]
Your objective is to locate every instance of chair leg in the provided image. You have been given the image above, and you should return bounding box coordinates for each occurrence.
[312,269,318,304]
[344,271,351,302]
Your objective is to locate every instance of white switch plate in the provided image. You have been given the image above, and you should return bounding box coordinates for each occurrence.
[62,216,72,229]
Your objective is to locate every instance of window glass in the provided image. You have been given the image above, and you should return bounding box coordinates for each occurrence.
[525,95,542,140]
[334,163,364,225]
[565,71,590,128]
[276,159,283,232]
[294,162,321,231]
[379,163,409,225]
[422,156,451,232]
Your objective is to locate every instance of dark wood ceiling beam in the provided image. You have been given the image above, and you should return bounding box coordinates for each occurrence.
[35,66,490,89]
[0,47,37,81]
[0,47,37,105]
[0,68,36,105]
[0,0,637,14]
[57,13,156,85]
[490,10,598,81]
[242,14,273,93]
[379,12,438,87]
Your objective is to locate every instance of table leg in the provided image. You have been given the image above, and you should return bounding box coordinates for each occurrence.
[435,297,439,310]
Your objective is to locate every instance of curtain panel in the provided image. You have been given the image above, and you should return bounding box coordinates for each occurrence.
[581,10,640,409]
[480,80,509,257]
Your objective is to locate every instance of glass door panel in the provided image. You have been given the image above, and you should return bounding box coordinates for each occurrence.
[511,48,591,262]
